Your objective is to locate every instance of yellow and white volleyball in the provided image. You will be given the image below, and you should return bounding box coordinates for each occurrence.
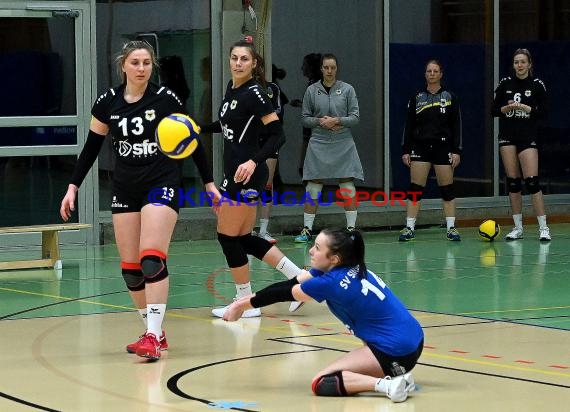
[155,113,201,159]
[478,219,500,242]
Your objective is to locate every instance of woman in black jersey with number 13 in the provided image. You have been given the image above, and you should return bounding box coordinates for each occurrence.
[201,38,306,318]
[60,41,220,361]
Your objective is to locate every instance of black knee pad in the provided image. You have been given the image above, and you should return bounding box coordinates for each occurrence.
[312,371,348,396]
[121,262,145,291]
[525,176,541,194]
[506,177,522,193]
[217,233,248,268]
[408,183,424,201]
[239,233,273,260]
[439,184,455,201]
[140,250,168,284]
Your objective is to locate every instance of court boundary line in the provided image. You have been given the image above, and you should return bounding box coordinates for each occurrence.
[267,336,570,387]
[166,349,323,411]
[0,391,61,412]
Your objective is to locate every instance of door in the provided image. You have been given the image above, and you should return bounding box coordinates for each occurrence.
[0,0,96,246]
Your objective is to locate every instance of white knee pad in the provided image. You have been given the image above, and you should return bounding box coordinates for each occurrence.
[306,182,323,199]
[338,181,356,198]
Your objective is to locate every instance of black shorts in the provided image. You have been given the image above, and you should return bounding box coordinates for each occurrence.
[498,136,538,153]
[258,134,279,159]
[369,339,423,377]
[410,141,453,165]
[112,176,180,214]
[219,163,269,202]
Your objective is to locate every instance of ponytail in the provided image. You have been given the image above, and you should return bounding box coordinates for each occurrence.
[321,228,367,278]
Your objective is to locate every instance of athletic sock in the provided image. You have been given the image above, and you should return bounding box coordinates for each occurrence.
[446,217,456,231]
[138,308,147,328]
[375,377,390,394]
[236,282,253,299]
[513,213,523,229]
[303,213,316,231]
[345,210,357,228]
[537,215,547,229]
[406,217,416,231]
[146,303,166,338]
[276,256,303,279]
[259,218,269,235]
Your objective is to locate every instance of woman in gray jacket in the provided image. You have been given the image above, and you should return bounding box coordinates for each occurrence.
[295,54,364,242]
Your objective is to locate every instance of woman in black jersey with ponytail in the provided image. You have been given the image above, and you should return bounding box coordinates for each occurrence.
[492,48,550,241]
[201,39,305,318]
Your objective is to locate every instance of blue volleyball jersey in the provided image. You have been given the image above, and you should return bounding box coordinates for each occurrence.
[301,266,424,356]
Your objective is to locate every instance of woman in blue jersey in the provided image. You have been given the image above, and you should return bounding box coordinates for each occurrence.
[223,228,423,403]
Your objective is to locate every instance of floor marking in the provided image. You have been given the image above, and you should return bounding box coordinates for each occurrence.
[0,391,61,412]
[167,349,321,411]
[205,268,232,303]
[207,401,258,409]
[260,315,570,378]
[459,305,570,316]
[3,276,568,381]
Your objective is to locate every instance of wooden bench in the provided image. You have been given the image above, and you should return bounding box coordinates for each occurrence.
[0,223,92,271]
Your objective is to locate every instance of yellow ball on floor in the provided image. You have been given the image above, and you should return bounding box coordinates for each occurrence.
[478,219,500,242]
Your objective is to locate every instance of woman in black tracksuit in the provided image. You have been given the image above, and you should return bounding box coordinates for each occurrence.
[491,48,550,242]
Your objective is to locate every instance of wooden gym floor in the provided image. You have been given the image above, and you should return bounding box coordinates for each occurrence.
[0,223,568,411]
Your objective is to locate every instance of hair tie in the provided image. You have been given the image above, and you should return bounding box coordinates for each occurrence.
[244,35,254,44]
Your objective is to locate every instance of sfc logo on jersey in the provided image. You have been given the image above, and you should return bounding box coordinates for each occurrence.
[145,110,156,121]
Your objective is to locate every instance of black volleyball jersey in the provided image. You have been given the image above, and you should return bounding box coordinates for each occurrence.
[402,87,462,155]
[266,82,285,122]
[491,75,547,141]
[92,83,212,184]
[218,79,275,172]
